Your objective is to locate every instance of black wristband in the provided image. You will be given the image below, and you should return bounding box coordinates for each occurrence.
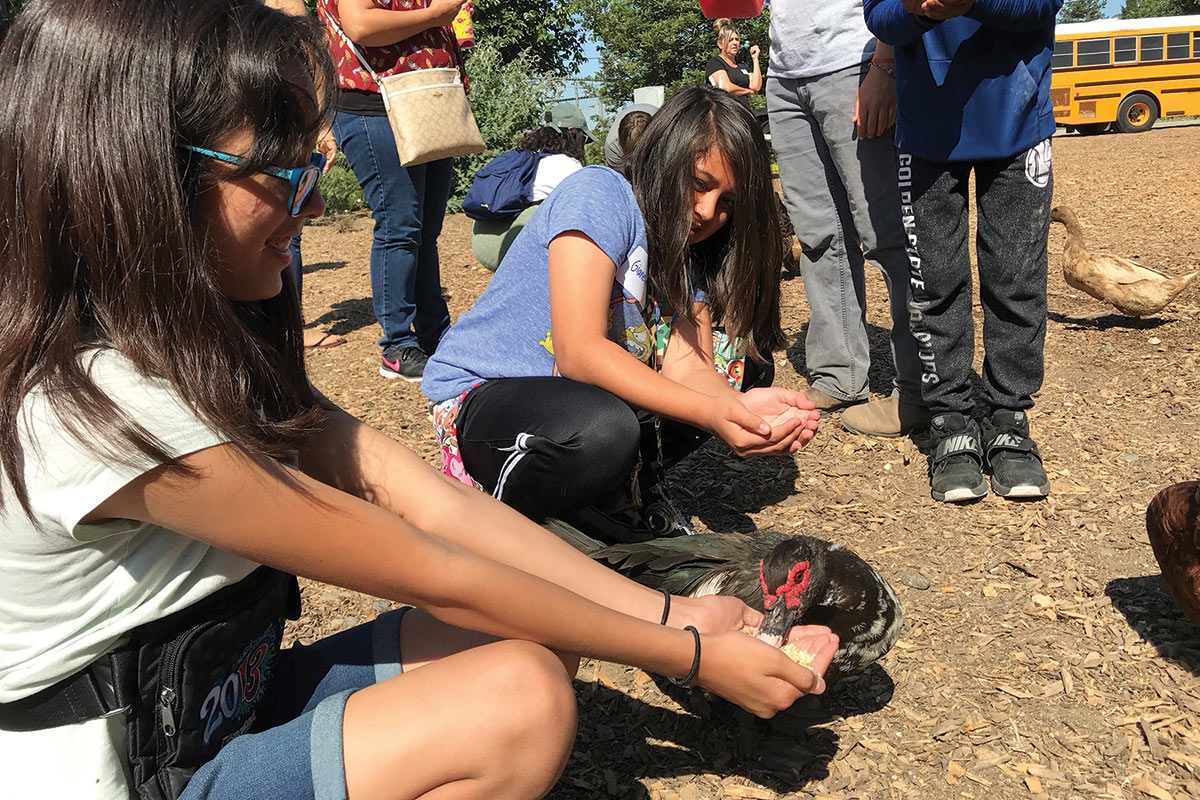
[658,588,671,626]
[670,626,701,686]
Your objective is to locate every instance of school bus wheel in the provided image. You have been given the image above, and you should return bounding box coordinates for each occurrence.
[1116,93,1158,134]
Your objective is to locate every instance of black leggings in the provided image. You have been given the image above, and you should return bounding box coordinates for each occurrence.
[455,359,774,521]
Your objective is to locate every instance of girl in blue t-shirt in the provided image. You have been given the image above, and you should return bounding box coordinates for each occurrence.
[424,86,820,543]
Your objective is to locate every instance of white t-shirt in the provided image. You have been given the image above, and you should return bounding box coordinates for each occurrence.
[530,153,584,203]
[767,0,878,80]
[0,350,260,799]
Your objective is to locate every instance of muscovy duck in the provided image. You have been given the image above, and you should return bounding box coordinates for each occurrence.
[1147,481,1200,626]
[545,520,903,682]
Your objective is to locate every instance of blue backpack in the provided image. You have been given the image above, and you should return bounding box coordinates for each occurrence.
[462,150,547,222]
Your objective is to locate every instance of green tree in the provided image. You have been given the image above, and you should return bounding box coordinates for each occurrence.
[1119,0,1200,15]
[471,0,586,76]
[446,39,562,212]
[1060,0,1105,21]
[576,0,771,110]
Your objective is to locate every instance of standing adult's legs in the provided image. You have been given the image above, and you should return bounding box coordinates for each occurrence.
[808,64,923,405]
[332,111,452,372]
[973,142,1052,413]
[768,76,870,404]
[414,156,454,354]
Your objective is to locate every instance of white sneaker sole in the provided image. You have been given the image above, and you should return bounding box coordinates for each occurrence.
[379,367,422,382]
[933,482,988,503]
[992,481,1050,499]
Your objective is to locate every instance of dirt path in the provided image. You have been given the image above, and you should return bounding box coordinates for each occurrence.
[293,125,1200,800]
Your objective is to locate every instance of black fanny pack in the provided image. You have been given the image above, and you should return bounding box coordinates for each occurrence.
[0,567,301,800]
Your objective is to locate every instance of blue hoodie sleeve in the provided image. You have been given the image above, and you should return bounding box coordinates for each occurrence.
[965,0,1063,31]
[864,0,938,46]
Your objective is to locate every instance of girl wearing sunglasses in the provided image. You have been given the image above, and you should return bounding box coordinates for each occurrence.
[0,2,837,799]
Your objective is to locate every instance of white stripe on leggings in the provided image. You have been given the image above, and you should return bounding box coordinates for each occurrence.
[493,432,534,501]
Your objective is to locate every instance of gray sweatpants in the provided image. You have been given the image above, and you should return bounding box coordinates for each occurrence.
[897,141,1053,415]
[767,63,922,404]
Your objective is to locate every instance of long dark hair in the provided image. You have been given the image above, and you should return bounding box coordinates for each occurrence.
[518,126,587,165]
[0,0,334,517]
[626,86,786,362]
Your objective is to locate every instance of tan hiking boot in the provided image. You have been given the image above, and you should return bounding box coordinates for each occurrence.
[841,396,932,438]
[803,386,864,413]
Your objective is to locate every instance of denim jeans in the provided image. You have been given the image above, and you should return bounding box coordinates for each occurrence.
[767,64,922,404]
[288,233,303,297]
[332,111,453,356]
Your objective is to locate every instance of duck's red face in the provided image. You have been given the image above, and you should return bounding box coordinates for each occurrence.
[758,558,812,644]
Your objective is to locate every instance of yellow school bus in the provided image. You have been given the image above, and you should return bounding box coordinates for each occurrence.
[1052,15,1200,134]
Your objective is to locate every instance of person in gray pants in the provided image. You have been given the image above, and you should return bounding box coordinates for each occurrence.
[766,0,927,437]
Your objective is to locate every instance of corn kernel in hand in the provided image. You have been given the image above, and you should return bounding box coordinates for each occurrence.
[780,643,815,667]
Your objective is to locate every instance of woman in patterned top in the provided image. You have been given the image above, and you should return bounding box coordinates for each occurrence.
[319,0,467,381]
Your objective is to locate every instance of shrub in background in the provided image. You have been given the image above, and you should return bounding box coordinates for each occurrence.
[318,152,367,214]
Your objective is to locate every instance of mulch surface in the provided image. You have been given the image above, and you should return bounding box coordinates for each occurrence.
[293,124,1200,800]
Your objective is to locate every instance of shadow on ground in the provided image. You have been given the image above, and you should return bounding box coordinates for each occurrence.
[309,296,376,338]
[1107,574,1200,676]
[557,680,846,799]
[670,443,800,533]
[1049,310,1172,331]
[301,260,347,275]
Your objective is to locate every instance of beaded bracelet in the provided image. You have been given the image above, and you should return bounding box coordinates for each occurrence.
[658,588,671,626]
[669,626,701,686]
[870,61,896,78]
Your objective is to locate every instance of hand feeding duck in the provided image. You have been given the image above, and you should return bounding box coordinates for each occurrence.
[1146,481,1200,626]
[1050,205,1197,317]
[545,520,902,682]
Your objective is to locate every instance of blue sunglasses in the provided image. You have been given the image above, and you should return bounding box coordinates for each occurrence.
[187,146,326,217]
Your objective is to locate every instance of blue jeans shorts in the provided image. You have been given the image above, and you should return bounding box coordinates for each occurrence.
[180,607,410,800]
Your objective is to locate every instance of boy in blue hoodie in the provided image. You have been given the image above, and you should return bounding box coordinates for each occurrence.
[863,0,1060,503]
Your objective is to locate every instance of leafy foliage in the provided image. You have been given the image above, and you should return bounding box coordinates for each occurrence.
[447,39,562,212]
[318,153,367,214]
[1119,0,1200,15]
[1060,0,1106,21]
[576,0,771,110]
[471,0,586,76]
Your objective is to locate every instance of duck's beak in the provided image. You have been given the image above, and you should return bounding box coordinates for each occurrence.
[756,601,799,648]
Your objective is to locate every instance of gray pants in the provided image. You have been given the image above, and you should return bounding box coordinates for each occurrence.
[767,63,922,403]
[898,143,1052,415]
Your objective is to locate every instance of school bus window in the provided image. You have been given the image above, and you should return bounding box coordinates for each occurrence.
[1194,32,1200,58]
[1052,39,1074,69]
[1114,36,1137,63]
[1077,38,1111,66]
[1141,34,1164,62]
[1166,32,1190,59]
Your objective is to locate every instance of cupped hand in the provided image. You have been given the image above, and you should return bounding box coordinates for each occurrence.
[785,625,840,680]
[739,387,820,453]
[695,626,837,718]
[675,594,763,634]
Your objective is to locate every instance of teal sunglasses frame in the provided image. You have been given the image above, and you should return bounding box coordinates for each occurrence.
[187,146,326,217]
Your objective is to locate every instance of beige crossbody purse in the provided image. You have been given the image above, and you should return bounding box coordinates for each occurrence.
[328,13,484,166]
